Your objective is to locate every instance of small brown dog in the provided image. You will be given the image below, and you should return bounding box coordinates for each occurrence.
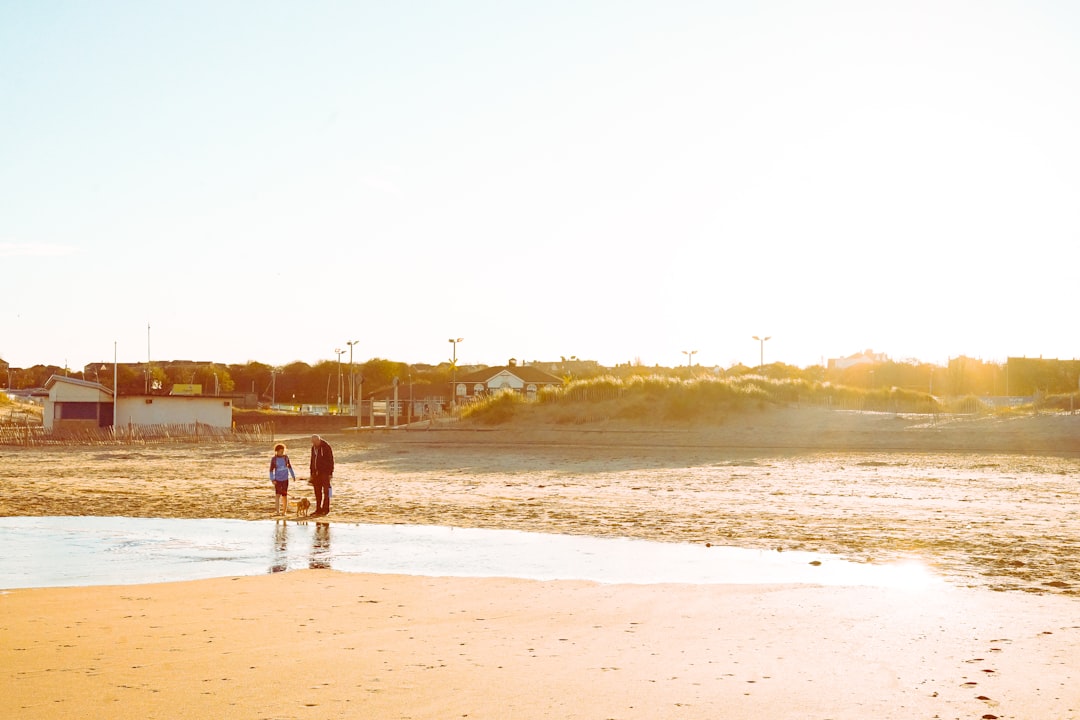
[290,497,311,517]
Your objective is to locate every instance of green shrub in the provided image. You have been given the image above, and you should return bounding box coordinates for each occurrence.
[460,390,527,425]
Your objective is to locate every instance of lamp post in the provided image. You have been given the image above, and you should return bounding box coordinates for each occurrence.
[449,337,463,413]
[682,349,698,368]
[334,348,344,414]
[392,377,399,427]
[752,335,771,371]
[112,342,117,428]
[346,339,359,414]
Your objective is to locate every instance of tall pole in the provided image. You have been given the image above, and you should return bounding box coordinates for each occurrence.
[113,341,118,429]
[392,377,399,427]
[449,337,463,413]
[752,335,771,371]
[145,323,151,394]
[357,375,363,430]
[334,348,344,414]
[346,339,359,413]
[682,349,697,368]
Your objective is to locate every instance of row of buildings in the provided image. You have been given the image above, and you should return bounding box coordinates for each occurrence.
[39,361,565,434]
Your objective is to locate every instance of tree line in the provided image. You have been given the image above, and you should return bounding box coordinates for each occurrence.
[2,354,1076,401]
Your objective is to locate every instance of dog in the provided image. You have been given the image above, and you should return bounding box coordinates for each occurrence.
[289,497,312,518]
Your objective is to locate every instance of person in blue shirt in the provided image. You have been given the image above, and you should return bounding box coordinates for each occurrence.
[269,443,297,516]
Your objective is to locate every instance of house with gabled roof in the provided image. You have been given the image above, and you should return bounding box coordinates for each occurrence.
[454,360,564,402]
[828,349,889,370]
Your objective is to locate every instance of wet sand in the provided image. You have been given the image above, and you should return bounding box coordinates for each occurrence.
[5,408,1079,595]
[2,407,1079,718]
[4,571,1079,719]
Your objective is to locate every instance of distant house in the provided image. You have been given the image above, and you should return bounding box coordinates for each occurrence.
[455,361,564,402]
[828,349,889,370]
[43,375,233,433]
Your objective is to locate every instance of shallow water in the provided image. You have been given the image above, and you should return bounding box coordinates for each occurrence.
[0,516,939,590]
[6,442,1079,595]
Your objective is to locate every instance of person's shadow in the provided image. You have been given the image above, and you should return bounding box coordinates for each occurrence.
[270,521,288,573]
[309,521,331,569]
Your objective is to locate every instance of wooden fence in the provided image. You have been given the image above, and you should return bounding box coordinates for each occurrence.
[0,422,274,447]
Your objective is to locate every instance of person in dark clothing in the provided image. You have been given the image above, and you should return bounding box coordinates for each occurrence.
[309,434,334,517]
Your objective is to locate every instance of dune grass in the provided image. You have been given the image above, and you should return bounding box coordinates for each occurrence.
[459,374,1065,426]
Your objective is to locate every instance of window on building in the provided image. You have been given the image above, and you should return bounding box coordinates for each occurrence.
[60,402,98,420]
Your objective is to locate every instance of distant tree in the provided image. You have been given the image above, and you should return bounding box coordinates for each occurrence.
[193,364,234,394]
[19,365,64,388]
[1006,357,1079,396]
[227,362,273,398]
[358,358,410,395]
[725,363,755,378]
[281,361,319,403]
[758,362,810,381]
[148,366,168,393]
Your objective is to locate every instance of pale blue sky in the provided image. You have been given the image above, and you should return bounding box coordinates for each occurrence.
[3,1,1078,372]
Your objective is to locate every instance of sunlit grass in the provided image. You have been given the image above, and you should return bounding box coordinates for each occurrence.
[460,375,979,425]
[456,375,1078,426]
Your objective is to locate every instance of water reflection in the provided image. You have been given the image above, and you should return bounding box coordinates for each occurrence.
[0,516,942,591]
[310,521,331,570]
[271,521,288,574]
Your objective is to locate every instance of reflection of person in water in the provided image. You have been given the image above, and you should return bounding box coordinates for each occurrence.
[271,522,288,573]
[309,522,331,570]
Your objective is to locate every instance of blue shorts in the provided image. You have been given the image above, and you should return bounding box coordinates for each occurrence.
[273,480,289,496]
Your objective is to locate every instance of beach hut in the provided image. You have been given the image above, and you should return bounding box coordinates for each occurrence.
[43,376,114,432]
[43,375,234,433]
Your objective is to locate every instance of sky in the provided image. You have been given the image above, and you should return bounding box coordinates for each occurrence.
[2,1,1078,373]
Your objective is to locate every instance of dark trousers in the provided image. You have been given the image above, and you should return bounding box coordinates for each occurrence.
[312,474,331,513]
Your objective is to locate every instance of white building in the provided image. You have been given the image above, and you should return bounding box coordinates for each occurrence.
[43,375,233,433]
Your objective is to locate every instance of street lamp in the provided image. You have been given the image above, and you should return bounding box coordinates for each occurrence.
[682,350,698,368]
[752,335,771,371]
[346,339,359,414]
[334,348,345,414]
[449,337,463,412]
[270,367,282,407]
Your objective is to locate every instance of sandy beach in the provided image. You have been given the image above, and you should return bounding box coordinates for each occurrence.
[2,407,1079,718]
